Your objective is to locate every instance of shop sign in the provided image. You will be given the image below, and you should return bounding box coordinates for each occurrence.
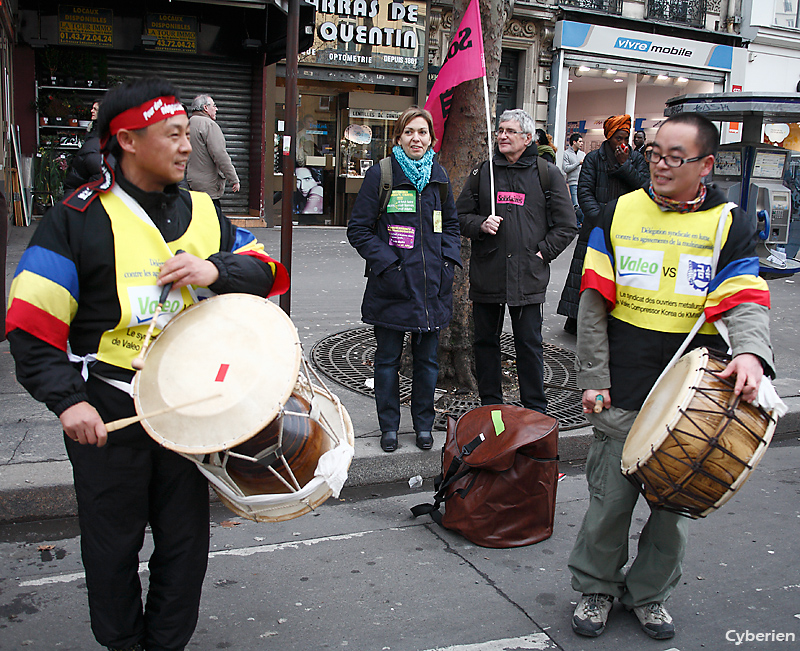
[350,108,404,120]
[58,6,113,48]
[145,14,197,54]
[555,20,733,72]
[299,0,426,73]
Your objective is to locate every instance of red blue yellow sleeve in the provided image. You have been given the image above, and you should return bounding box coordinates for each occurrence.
[231,227,290,298]
[6,246,80,350]
[704,256,770,322]
[580,226,616,309]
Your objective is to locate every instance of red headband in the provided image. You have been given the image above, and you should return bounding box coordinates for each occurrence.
[108,96,185,137]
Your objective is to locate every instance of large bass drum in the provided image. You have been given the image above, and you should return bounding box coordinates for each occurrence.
[621,347,776,518]
[132,293,354,522]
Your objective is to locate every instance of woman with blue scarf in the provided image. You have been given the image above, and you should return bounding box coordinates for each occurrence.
[348,106,462,452]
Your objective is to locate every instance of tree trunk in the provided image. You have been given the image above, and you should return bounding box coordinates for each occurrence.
[435,0,510,393]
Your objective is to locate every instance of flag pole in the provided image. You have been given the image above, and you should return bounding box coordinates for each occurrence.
[482,70,496,218]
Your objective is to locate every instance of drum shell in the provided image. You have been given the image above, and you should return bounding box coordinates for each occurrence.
[225,394,327,495]
[622,348,775,518]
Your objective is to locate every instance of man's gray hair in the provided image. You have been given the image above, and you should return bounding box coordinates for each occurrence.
[498,109,534,136]
[190,95,213,112]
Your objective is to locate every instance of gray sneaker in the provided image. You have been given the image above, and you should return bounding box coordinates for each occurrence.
[572,593,614,637]
[630,602,675,639]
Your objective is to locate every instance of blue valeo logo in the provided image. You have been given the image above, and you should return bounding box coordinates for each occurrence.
[614,37,651,52]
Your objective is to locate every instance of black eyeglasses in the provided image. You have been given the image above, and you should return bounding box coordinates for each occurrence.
[644,148,710,168]
[496,128,523,137]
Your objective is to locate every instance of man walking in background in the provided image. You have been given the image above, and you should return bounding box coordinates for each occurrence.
[562,132,585,227]
[186,94,240,210]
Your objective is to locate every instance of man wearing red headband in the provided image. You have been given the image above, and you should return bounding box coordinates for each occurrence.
[6,77,288,651]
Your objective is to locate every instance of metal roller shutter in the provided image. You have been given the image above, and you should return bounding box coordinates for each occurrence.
[106,52,255,216]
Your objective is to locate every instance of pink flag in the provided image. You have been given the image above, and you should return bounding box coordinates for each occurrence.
[424,0,486,152]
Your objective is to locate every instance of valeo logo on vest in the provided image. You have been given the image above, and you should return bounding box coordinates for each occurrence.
[615,247,664,291]
[126,286,183,328]
[618,254,660,277]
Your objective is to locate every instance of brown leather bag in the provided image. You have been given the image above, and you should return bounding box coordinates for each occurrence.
[411,405,559,548]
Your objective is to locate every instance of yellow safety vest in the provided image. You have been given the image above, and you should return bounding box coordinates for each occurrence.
[95,187,220,368]
[609,189,731,334]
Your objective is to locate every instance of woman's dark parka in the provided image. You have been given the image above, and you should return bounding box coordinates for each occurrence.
[347,154,462,332]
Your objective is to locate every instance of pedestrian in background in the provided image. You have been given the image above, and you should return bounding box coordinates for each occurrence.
[186,94,240,210]
[557,114,649,334]
[562,132,585,227]
[568,112,773,641]
[633,129,648,152]
[347,106,462,453]
[64,100,103,194]
[535,128,556,163]
[457,109,577,415]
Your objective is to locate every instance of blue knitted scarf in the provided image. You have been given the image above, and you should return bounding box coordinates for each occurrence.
[393,145,434,194]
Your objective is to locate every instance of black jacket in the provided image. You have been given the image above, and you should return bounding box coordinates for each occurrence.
[457,144,577,305]
[63,131,102,194]
[557,144,650,319]
[577,144,650,224]
[347,153,462,332]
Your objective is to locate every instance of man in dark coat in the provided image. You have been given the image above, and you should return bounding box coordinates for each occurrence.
[457,109,577,413]
[557,114,649,334]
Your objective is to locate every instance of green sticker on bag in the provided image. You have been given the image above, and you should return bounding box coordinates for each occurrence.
[491,409,505,436]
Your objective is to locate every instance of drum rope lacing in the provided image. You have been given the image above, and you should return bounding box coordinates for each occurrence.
[212,355,346,499]
[631,357,774,517]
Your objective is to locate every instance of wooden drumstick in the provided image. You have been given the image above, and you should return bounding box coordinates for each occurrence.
[593,394,605,413]
[104,393,222,432]
[131,281,173,370]
[131,250,185,371]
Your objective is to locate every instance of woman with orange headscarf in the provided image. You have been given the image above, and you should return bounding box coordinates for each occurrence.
[557,114,649,334]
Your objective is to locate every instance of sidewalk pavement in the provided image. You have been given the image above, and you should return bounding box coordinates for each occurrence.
[2,223,799,524]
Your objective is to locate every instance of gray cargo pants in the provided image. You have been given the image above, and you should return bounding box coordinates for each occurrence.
[567,406,689,608]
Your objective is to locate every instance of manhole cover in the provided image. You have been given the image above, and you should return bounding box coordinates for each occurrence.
[310,328,587,431]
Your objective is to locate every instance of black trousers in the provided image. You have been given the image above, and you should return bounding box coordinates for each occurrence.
[66,378,210,651]
[472,302,547,414]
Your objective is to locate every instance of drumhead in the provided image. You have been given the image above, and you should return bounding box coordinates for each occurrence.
[621,347,708,472]
[133,294,302,454]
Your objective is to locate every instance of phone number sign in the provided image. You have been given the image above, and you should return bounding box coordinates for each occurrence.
[58,6,113,48]
[145,14,198,53]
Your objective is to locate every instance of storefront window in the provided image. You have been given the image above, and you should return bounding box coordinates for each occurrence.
[275,94,338,224]
[338,108,401,179]
[774,0,800,28]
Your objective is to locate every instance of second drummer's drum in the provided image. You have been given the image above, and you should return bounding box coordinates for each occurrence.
[621,347,776,518]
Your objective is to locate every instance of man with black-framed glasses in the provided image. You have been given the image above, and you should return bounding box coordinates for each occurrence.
[457,108,576,415]
[568,113,773,642]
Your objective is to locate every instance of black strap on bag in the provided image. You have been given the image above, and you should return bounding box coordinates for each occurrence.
[410,432,487,523]
[410,456,473,525]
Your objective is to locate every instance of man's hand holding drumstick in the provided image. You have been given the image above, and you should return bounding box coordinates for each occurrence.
[62,250,220,447]
[582,389,611,414]
[157,250,219,290]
